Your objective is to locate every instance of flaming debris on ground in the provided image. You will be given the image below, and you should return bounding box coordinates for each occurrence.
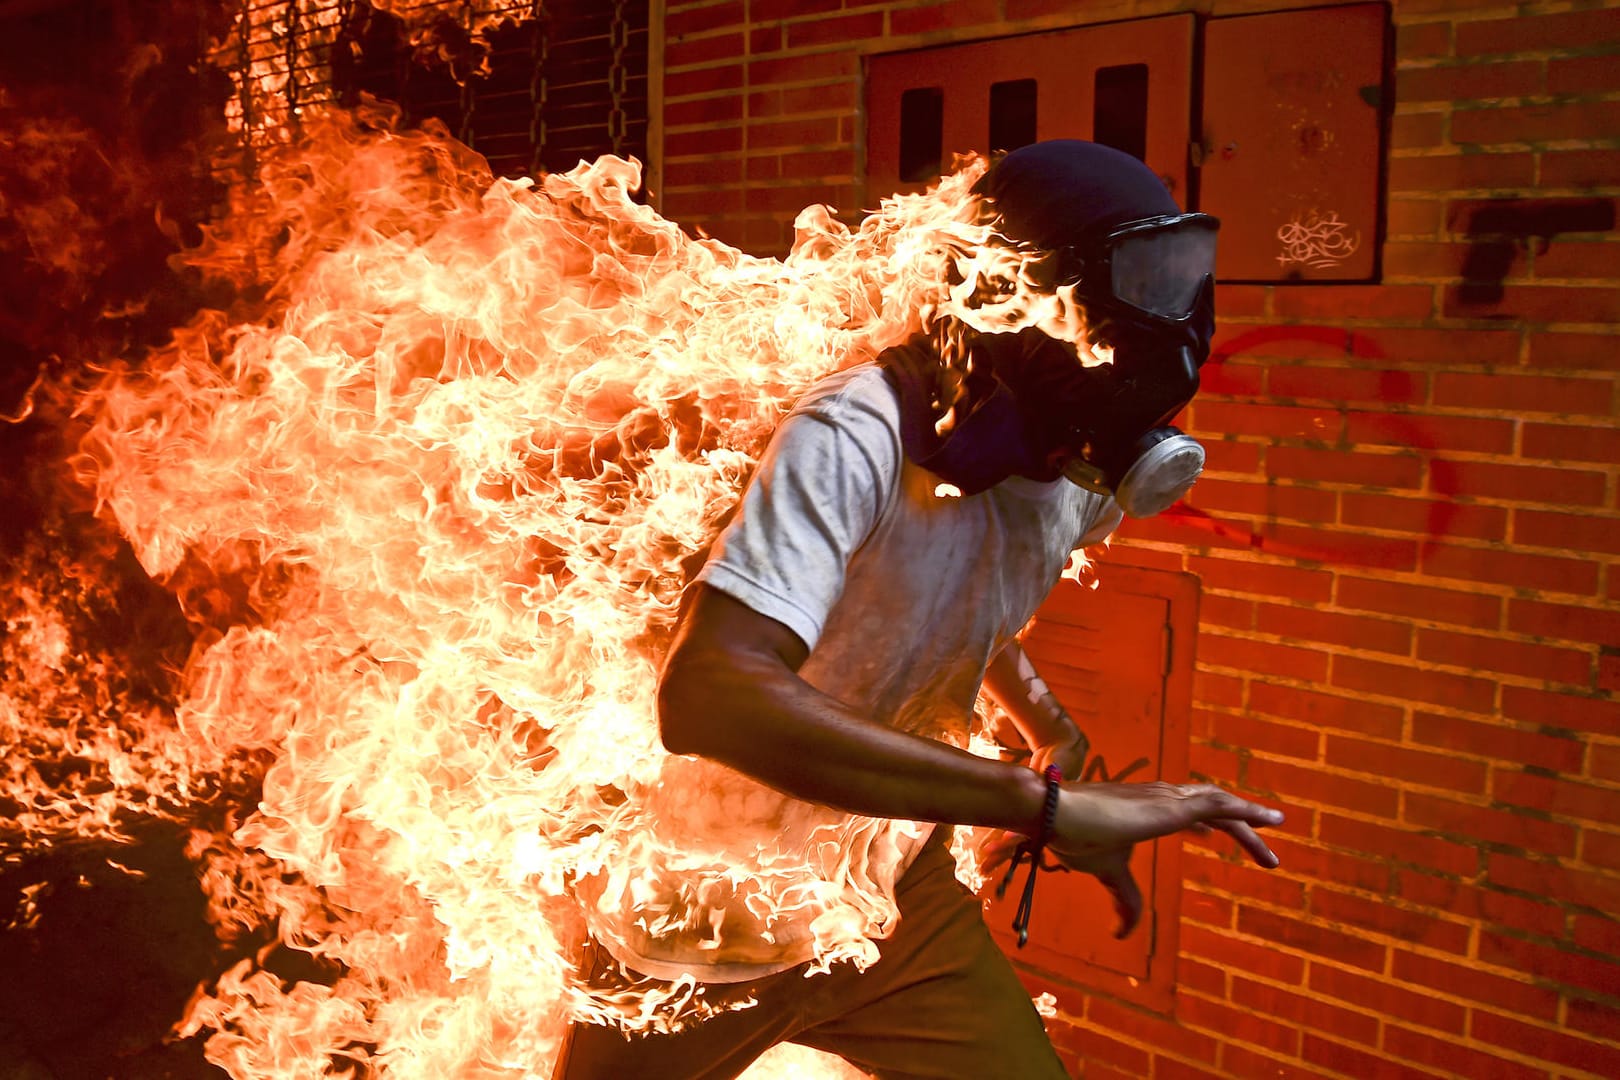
[3,94,1090,1076]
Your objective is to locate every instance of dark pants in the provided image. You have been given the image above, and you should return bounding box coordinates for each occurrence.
[552,831,1069,1080]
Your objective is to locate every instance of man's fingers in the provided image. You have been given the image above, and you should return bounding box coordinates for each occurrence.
[1208,818,1280,868]
[979,830,1023,875]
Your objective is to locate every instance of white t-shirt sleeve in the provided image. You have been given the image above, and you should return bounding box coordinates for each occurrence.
[697,378,900,652]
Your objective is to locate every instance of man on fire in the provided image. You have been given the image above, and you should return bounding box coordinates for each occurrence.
[555,140,1284,1078]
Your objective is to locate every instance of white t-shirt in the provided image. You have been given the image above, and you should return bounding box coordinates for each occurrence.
[584,363,1119,982]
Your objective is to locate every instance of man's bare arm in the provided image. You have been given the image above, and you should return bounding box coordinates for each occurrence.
[659,585,1283,864]
[982,638,1088,778]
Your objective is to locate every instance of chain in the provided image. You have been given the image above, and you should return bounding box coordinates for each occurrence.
[607,0,628,155]
[527,0,549,175]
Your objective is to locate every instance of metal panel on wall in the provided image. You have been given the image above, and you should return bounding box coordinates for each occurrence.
[979,566,1196,1012]
[865,15,1195,206]
[1200,3,1388,281]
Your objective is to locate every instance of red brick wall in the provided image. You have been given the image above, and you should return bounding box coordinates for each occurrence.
[658,2,1620,1077]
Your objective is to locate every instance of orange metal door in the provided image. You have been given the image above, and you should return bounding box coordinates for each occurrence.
[980,566,1196,1011]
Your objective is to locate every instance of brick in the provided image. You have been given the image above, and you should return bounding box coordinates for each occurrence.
[1249,681,1404,740]
[1200,592,1256,633]
[1200,359,1266,397]
[1257,603,1412,655]
[1396,21,1450,59]
[1336,575,1501,631]
[1535,239,1620,281]
[1446,281,1620,323]
[749,0,840,18]
[1490,851,1620,910]
[747,116,841,150]
[1340,493,1507,543]
[1366,327,1522,366]
[1193,401,1344,441]
[1511,597,1620,647]
[750,24,782,53]
[1179,955,1226,999]
[1181,920,1306,985]
[1454,100,1620,147]
[665,156,743,186]
[1179,991,1301,1055]
[1206,710,1320,761]
[1220,1045,1338,1080]
[1567,997,1620,1042]
[1493,770,1620,827]
[1185,848,1308,908]
[667,31,745,67]
[1385,239,1523,281]
[1411,711,1584,774]
[1308,964,1464,1034]
[1262,524,1420,572]
[1320,813,1479,876]
[1238,906,1387,971]
[1528,422,1620,462]
[1516,509,1620,558]
[1246,756,1399,818]
[1387,151,1536,193]
[1434,370,1616,414]
[1188,554,1334,603]
[1388,196,1444,237]
[1430,459,1607,506]
[1312,886,1472,953]
[1272,835,1391,893]
[1384,1023,1546,1080]
[1153,1057,1226,1080]
[1332,654,1496,713]
[1303,1033,1447,1080]
[663,63,746,97]
[746,50,857,85]
[1231,977,1373,1042]
[1345,410,1514,454]
[1204,438,1263,475]
[665,126,744,156]
[1420,539,1599,596]
[778,148,855,180]
[1393,869,1565,936]
[1417,626,1592,685]
[1269,446,1423,488]
[1476,1010,1620,1077]
[1501,684,1620,735]
[890,0,1002,37]
[1184,478,1338,523]
[1267,365,1429,406]
[1182,881,1236,927]
[1085,996,1220,1063]
[1272,285,1437,321]
[1326,734,1487,794]
[1542,149,1620,191]
[1200,632,1330,683]
[1055,1024,1150,1076]
[1574,911,1620,955]
[666,1,744,36]
[1392,110,1446,150]
[1392,948,1559,1019]
[1527,331,1620,372]
[785,11,883,48]
[1456,8,1620,56]
[1480,929,1620,997]
[1396,61,1542,103]
[1593,746,1620,786]
[1409,790,1578,855]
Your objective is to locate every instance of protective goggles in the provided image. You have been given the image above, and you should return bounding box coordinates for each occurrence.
[1055,213,1220,323]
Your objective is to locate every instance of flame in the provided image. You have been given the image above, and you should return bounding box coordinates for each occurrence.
[0,97,1101,1077]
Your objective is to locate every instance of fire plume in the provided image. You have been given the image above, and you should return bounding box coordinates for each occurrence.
[0,101,1095,1076]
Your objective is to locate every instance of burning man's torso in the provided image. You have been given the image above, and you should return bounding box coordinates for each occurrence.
[583,363,1114,982]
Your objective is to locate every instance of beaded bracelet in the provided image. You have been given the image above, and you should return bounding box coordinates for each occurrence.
[995,763,1064,947]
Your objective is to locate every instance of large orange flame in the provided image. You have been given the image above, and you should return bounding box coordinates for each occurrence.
[20,100,1092,1076]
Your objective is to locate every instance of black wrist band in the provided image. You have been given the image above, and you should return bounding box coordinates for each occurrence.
[995,764,1063,947]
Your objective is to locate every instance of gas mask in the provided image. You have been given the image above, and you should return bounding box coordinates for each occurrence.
[1037,211,1220,518]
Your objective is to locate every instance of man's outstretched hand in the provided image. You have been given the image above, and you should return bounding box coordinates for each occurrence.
[982,781,1284,939]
